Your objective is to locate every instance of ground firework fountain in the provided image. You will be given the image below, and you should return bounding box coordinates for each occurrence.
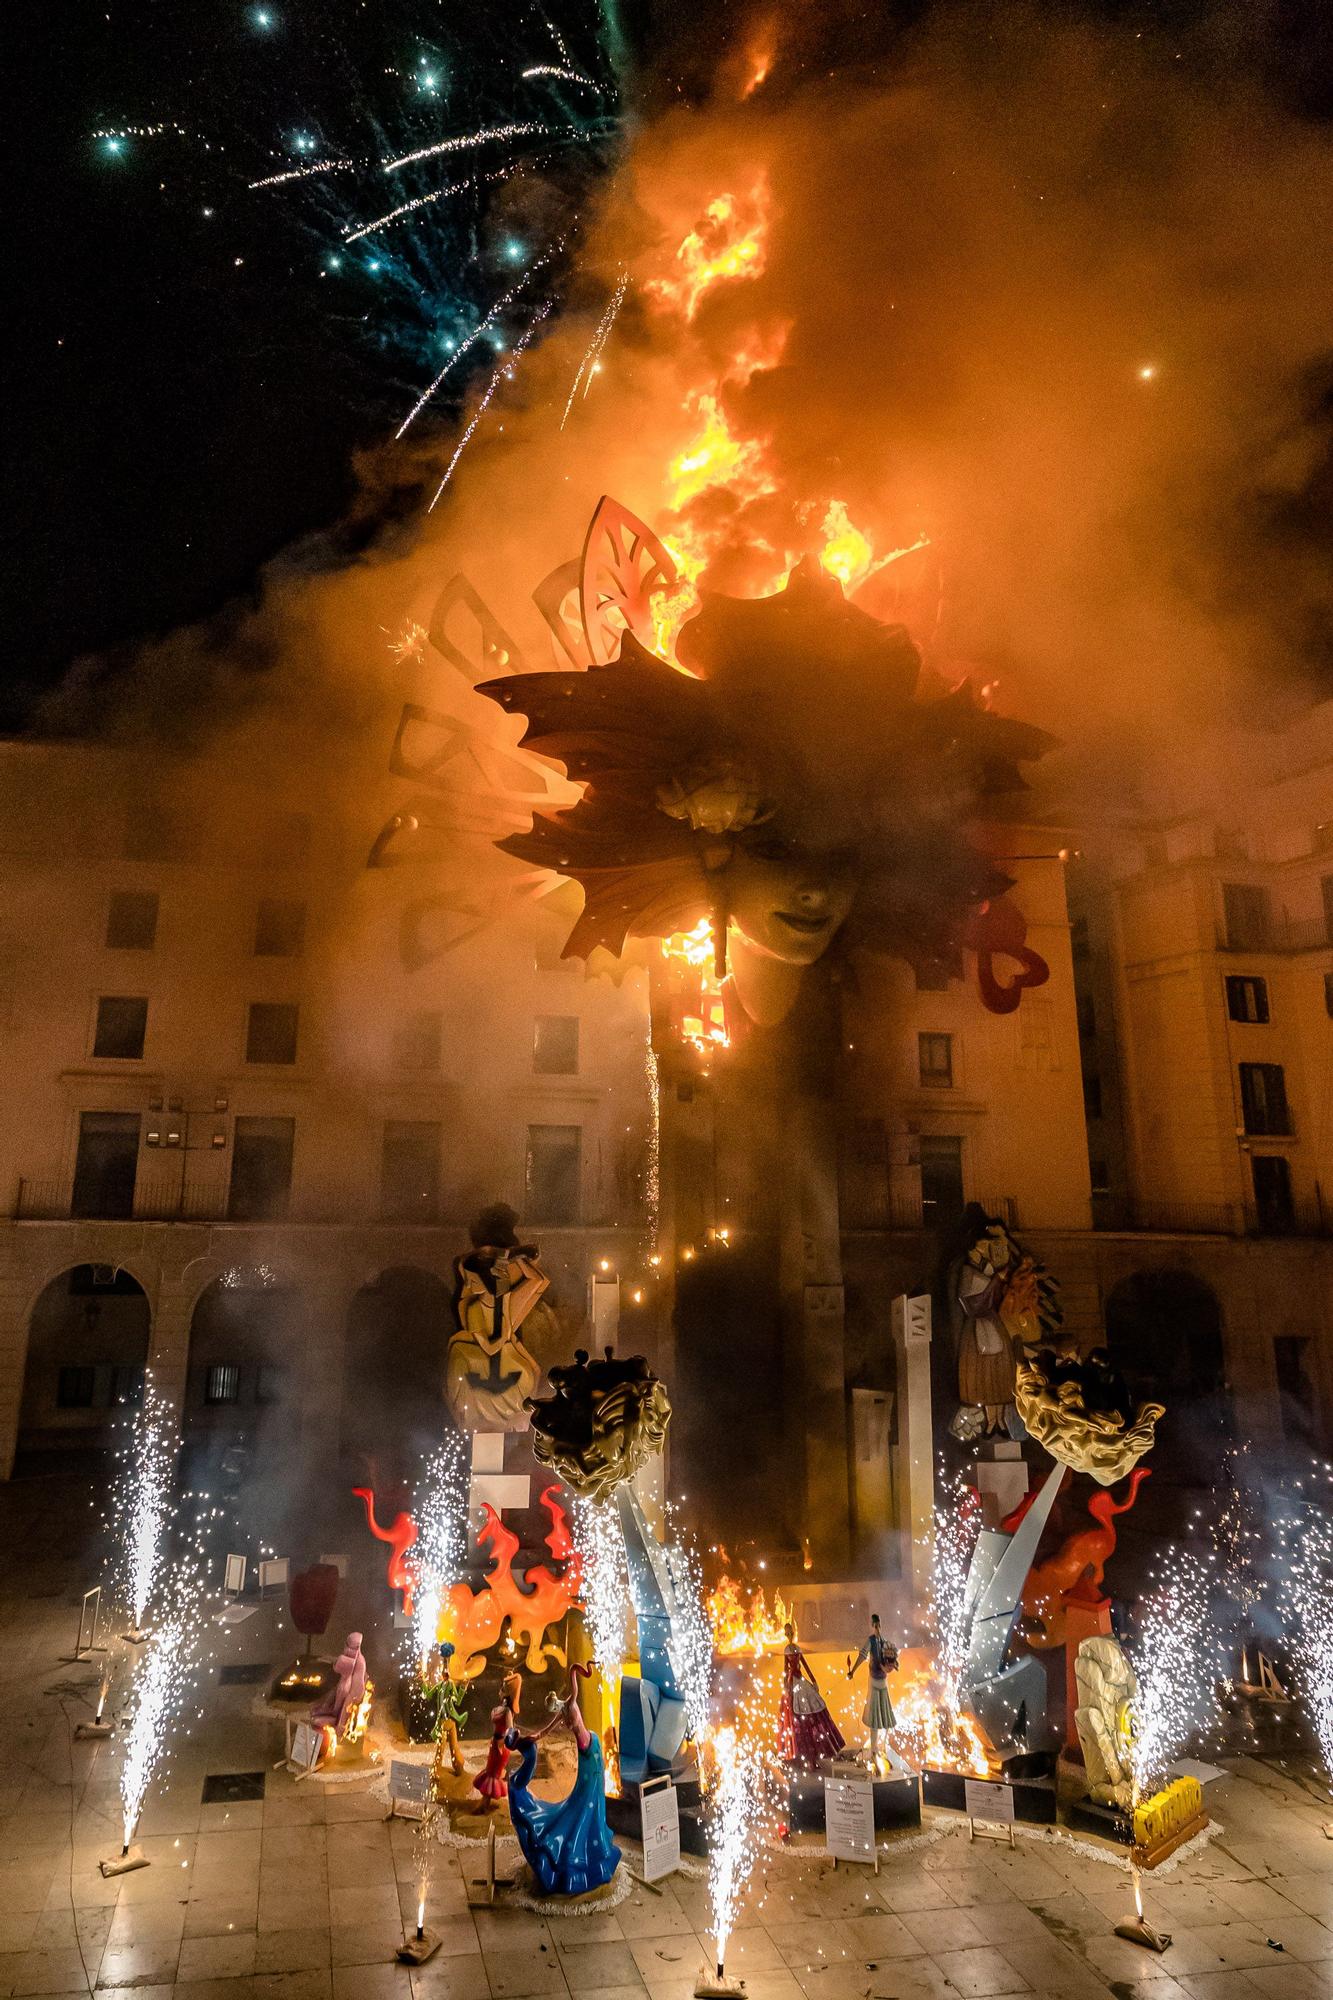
[695,1723,764,1999]
[110,1375,176,1642]
[1278,1478,1333,1817]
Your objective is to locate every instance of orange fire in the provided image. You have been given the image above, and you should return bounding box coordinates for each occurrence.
[888,1659,994,1778]
[707,1573,791,1656]
[648,184,771,322]
[660,920,729,1054]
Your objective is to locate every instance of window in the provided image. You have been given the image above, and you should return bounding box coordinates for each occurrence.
[228,1116,295,1221]
[919,1135,964,1226]
[380,1120,442,1222]
[394,1010,442,1071]
[1252,1155,1295,1233]
[533,1015,580,1075]
[57,1366,97,1409]
[123,801,196,863]
[1076,990,1097,1038]
[1214,827,1249,862]
[254,898,306,957]
[1222,882,1271,950]
[918,1032,953,1088]
[1274,1335,1317,1443]
[1089,1157,1109,1193]
[1239,1061,1291,1136]
[1070,915,1090,958]
[111,1365,145,1407]
[93,996,148,1060]
[525,1124,581,1223]
[246,1001,299,1064]
[1325,971,1333,1020]
[106,891,158,951]
[256,810,312,866]
[1083,1071,1104,1120]
[1323,874,1333,946]
[256,1366,286,1406]
[71,1112,140,1219]
[205,1364,241,1406]
[1226,975,1270,1024]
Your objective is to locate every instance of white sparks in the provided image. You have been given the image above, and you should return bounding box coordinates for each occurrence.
[407,1438,468,1678]
[1278,1484,1333,1780]
[664,1533,715,1743]
[248,158,355,189]
[118,1519,214,1851]
[428,301,551,508]
[523,65,598,89]
[108,1376,176,1632]
[704,1724,765,1976]
[396,244,561,437]
[343,162,525,244]
[383,122,554,174]
[1130,1544,1221,1799]
[572,1497,629,1697]
[560,268,629,429]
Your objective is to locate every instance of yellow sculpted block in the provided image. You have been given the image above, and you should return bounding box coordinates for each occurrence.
[1134,1776,1203,1850]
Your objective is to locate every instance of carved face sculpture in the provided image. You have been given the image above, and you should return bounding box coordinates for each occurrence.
[718,840,857,966]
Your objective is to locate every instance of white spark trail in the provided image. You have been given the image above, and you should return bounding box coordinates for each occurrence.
[705,1725,765,1977]
[1278,1481,1333,1781]
[343,162,525,244]
[428,302,552,508]
[560,268,629,429]
[396,244,562,437]
[383,122,554,174]
[109,1376,176,1632]
[1130,1544,1221,1798]
[408,1438,467,1677]
[118,1514,215,1852]
[523,65,598,89]
[249,158,355,189]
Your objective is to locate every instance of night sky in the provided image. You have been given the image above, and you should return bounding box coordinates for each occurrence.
[5,0,1330,731]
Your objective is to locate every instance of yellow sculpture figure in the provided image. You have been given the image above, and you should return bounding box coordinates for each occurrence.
[446,1206,549,1433]
[1015,1349,1163,1485]
[1073,1635,1138,1809]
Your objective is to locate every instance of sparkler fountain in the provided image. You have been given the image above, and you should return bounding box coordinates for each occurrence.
[1277,1478,1333,1824]
[696,1724,765,1999]
[110,1374,176,1643]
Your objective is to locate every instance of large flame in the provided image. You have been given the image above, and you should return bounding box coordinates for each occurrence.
[648,184,771,322]
[889,1658,994,1778]
[660,920,730,1054]
[707,1573,791,1657]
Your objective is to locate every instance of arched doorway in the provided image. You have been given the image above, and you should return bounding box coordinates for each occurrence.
[18,1265,151,1463]
[1104,1268,1230,1488]
[342,1266,451,1486]
[182,1270,303,1468]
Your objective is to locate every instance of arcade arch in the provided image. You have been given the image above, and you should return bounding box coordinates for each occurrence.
[17,1264,151,1462]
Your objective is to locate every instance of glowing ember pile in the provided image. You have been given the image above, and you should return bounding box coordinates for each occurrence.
[706,1573,791,1657]
[407,1437,468,1678]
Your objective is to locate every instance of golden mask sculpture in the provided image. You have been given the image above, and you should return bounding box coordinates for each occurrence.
[525,1348,672,1504]
[1015,1346,1164,1486]
[445,1205,549,1433]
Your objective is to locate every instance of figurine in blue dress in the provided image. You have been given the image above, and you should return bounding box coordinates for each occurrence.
[505,1663,621,1897]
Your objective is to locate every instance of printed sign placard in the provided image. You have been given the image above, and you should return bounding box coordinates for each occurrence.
[259,1558,289,1592]
[290,1721,320,1774]
[964,1777,1015,1824]
[223,1554,246,1595]
[640,1776,681,1883]
[388,1759,433,1818]
[824,1773,876,1864]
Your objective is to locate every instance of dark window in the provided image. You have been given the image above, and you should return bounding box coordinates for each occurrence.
[394,1010,442,1071]
[1083,1071,1104,1120]
[71,1111,140,1219]
[1089,1157,1109,1192]
[57,1366,97,1409]
[919,1134,964,1226]
[93,996,147,1059]
[1325,971,1333,1020]
[228,1116,295,1221]
[205,1364,241,1405]
[1215,828,1249,862]
[380,1120,441,1222]
[254,898,306,957]
[533,1015,579,1075]
[1323,874,1333,946]
[111,1364,145,1407]
[1239,1062,1291,1136]
[106,891,158,951]
[1226,975,1270,1025]
[1076,990,1097,1038]
[123,801,196,863]
[1252,1155,1295,1233]
[1222,882,1271,949]
[1070,915,1090,958]
[918,1032,953,1088]
[1274,1334,1317,1443]
[246,1001,298,1065]
[257,811,312,866]
[526,1124,581,1223]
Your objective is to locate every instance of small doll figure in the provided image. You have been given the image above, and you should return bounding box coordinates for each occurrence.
[430,1642,467,1783]
[778,1622,846,1766]
[847,1613,898,1773]
[473,1670,522,1803]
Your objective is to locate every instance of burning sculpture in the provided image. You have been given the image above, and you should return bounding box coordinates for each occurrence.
[480,546,1056,1026]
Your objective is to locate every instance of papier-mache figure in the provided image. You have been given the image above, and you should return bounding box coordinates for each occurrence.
[310,1631,367,1744]
[1074,1635,1138,1809]
[848,1613,898,1771]
[446,1205,549,1432]
[951,1209,1063,1439]
[505,1664,621,1897]
[779,1622,846,1766]
[474,1670,522,1804]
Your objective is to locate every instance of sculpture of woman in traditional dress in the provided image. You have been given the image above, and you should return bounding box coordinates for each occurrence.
[473,1670,522,1804]
[505,1663,621,1897]
[848,1614,898,1772]
[777,1623,845,1766]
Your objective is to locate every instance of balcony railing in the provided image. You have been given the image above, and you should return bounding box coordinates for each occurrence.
[1217,915,1332,954]
[14,1176,229,1223]
[1094,1194,1333,1238]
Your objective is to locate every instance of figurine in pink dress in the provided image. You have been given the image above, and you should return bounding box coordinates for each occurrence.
[778,1623,846,1766]
[474,1671,522,1803]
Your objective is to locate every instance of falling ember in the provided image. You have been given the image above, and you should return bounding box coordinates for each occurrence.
[110,1375,176,1634]
[1129,1545,1221,1799]
[647,184,771,322]
[408,1438,468,1679]
[704,1723,765,1979]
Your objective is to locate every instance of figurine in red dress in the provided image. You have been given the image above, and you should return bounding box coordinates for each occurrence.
[778,1624,846,1766]
[474,1670,522,1802]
